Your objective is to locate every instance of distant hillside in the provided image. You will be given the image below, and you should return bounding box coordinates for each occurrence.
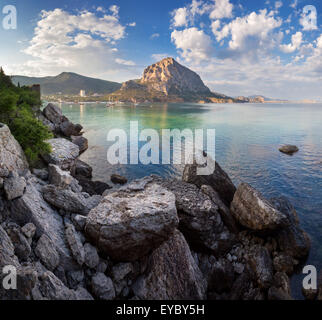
[11,72,121,96]
[108,57,237,103]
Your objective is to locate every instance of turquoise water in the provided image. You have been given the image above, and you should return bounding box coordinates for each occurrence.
[61,102,322,298]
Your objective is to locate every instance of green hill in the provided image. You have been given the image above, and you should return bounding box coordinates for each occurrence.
[11,72,121,96]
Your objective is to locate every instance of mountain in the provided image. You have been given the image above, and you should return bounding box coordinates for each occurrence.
[11,72,121,96]
[108,57,235,103]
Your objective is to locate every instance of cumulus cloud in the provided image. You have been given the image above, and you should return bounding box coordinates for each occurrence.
[7,8,139,81]
[280,31,302,53]
[171,7,190,27]
[209,0,234,20]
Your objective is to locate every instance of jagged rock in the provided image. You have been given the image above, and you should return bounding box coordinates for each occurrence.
[75,287,94,300]
[60,120,83,137]
[71,136,88,154]
[72,159,92,178]
[200,185,239,234]
[132,230,206,300]
[4,173,26,200]
[111,263,133,296]
[268,272,292,300]
[6,224,31,261]
[38,271,77,300]
[48,164,72,187]
[73,175,111,196]
[84,243,100,269]
[0,225,19,268]
[42,138,79,170]
[91,273,116,300]
[151,176,234,255]
[65,224,85,266]
[85,182,178,261]
[66,270,84,289]
[0,124,29,172]
[247,245,273,289]
[32,168,48,181]
[279,145,299,155]
[273,254,294,275]
[72,215,87,231]
[35,234,60,271]
[42,185,99,215]
[9,177,77,271]
[43,103,63,125]
[21,223,36,239]
[230,183,289,232]
[111,174,128,185]
[183,159,236,206]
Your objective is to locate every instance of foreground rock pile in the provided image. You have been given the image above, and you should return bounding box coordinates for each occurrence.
[0,107,319,300]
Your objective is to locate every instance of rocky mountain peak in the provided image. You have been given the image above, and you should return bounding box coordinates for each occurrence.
[140,57,210,96]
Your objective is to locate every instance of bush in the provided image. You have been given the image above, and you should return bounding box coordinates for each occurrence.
[0,68,52,166]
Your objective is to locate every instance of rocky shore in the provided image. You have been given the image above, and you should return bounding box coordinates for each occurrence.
[0,104,320,300]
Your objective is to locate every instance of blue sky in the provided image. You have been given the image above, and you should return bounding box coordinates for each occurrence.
[1,0,321,99]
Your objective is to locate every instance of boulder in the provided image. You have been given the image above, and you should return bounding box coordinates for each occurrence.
[65,223,85,266]
[75,287,94,300]
[71,136,88,154]
[230,183,289,232]
[4,172,26,200]
[42,138,79,170]
[60,120,83,137]
[84,243,100,269]
[72,215,87,231]
[208,258,235,293]
[73,175,111,196]
[6,224,31,261]
[91,273,116,300]
[151,176,234,255]
[183,159,236,206]
[72,159,92,178]
[32,168,48,181]
[111,174,128,185]
[48,164,72,187]
[35,234,60,271]
[21,223,36,239]
[85,182,178,261]
[279,145,299,155]
[0,123,29,172]
[42,103,63,125]
[132,230,207,300]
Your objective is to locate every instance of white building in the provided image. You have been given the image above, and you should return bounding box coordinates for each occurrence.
[80,90,86,97]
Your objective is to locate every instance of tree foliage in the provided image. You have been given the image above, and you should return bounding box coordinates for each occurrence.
[0,67,52,165]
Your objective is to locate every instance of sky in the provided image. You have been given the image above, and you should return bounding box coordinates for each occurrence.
[0,0,321,100]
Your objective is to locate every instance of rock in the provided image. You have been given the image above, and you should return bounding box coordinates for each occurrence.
[9,178,77,271]
[72,215,87,231]
[230,183,289,232]
[74,175,111,196]
[132,230,207,300]
[268,286,292,300]
[38,271,76,300]
[84,243,100,269]
[35,234,60,271]
[60,120,83,137]
[111,263,133,296]
[66,270,84,289]
[183,159,236,206]
[72,159,92,178]
[201,184,239,234]
[247,245,273,289]
[4,173,26,200]
[111,174,128,185]
[71,136,88,154]
[151,176,233,255]
[268,272,292,300]
[6,224,31,261]
[279,145,299,155]
[32,168,48,181]
[65,224,85,266]
[85,182,178,261]
[0,225,19,268]
[0,177,3,188]
[43,103,63,125]
[273,254,294,275]
[208,258,235,293]
[0,124,29,172]
[48,164,73,187]
[302,287,318,300]
[91,273,116,300]
[75,287,94,300]
[42,185,99,215]
[21,223,36,239]
[42,138,79,170]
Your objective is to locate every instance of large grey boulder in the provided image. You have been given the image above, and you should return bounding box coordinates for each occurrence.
[42,104,63,126]
[132,230,207,300]
[65,224,85,266]
[0,124,29,173]
[85,182,178,261]
[183,159,236,206]
[151,176,234,255]
[35,234,60,271]
[4,173,26,200]
[42,138,79,170]
[60,120,82,137]
[71,135,88,154]
[84,243,100,269]
[91,273,116,300]
[6,224,31,261]
[230,183,289,232]
[9,177,77,271]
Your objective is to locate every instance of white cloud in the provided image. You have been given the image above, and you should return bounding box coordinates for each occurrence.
[171,7,190,27]
[209,0,234,20]
[128,22,136,27]
[280,31,302,53]
[115,58,136,66]
[109,5,119,17]
[290,0,297,9]
[171,27,213,62]
[275,1,283,10]
[150,33,160,39]
[151,53,170,61]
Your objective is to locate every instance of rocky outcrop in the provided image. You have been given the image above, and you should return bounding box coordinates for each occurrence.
[0,123,29,172]
[85,182,178,261]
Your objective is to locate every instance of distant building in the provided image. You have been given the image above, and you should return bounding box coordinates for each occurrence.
[80,90,86,97]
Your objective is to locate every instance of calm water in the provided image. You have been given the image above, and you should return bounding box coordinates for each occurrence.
[60,102,322,298]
